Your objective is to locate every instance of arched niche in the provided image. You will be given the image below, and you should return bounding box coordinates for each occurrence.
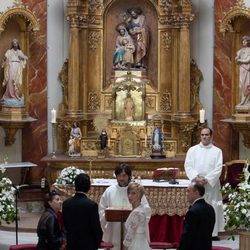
[104,0,158,89]
[0,3,40,107]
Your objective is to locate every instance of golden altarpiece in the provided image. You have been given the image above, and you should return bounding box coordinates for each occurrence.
[43,0,205,185]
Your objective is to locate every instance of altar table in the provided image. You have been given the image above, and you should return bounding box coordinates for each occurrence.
[53,179,190,243]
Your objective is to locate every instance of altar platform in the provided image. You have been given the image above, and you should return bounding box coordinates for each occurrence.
[41,153,186,186]
[53,178,190,244]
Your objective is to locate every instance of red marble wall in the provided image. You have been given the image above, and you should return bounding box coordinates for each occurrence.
[21,0,47,184]
[213,0,239,162]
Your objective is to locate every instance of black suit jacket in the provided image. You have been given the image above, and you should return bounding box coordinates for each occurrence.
[178,198,215,250]
[62,193,103,250]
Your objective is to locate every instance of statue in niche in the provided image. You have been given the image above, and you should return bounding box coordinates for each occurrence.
[68,121,82,156]
[124,92,135,121]
[1,39,28,107]
[235,36,250,108]
[113,24,135,70]
[125,8,149,68]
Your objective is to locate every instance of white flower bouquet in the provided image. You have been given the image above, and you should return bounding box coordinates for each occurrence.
[55,166,85,185]
[222,160,250,235]
[0,172,16,224]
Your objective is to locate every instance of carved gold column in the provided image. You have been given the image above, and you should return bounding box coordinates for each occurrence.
[178,24,191,115]
[67,15,80,116]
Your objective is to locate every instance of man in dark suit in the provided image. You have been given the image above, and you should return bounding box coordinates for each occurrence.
[178,181,215,250]
[62,173,103,250]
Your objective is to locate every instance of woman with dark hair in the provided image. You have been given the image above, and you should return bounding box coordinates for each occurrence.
[36,191,65,250]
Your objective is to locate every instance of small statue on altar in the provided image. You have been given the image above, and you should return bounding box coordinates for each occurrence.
[99,129,108,150]
[68,135,75,156]
[124,92,135,121]
[151,127,162,150]
[68,121,82,156]
[1,39,28,106]
[150,126,165,159]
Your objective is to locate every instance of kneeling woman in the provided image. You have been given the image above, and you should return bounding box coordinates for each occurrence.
[123,182,151,250]
[36,191,66,250]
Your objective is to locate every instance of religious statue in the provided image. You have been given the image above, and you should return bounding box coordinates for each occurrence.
[99,129,108,150]
[113,24,135,70]
[68,121,82,156]
[1,39,28,106]
[124,92,135,121]
[126,8,148,68]
[150,126,165,159]
[151,127,163,150]
[235,35,250,107]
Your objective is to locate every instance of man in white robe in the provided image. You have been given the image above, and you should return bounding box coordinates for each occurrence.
[184,127,224,239]
[99,163,151,250]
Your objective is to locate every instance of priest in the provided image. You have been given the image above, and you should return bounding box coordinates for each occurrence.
[184,127,224,240]
[99,163,151,250]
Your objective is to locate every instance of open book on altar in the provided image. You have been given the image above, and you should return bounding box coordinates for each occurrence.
[105,207,132,222]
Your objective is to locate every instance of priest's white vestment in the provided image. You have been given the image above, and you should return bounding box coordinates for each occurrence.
[99,184,151,250]
[184,142,225,237]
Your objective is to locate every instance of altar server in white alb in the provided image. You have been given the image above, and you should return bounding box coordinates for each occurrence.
[99,163,151,250]
[184,127,224,240]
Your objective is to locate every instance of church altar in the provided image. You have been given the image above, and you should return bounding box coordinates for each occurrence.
[53,178,190,243]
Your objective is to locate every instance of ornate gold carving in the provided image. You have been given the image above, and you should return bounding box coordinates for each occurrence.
[88,31,101,50]
[93,115,109,133]
[57,120,72,143]
[159,14,194,25]
[190,59,203,111]
[0,1,40,34]
[179,123,196,152]
[145,96,156,110]
[160,0,173,14]
[88,0,103,13]
[104,96,112,110]
[160,89,172,111]
[59,59,69,111]
[161,31,172,51]
[219,0,249,34]
[67,14,80,28]
[88,91,101,111]
[163,140,177,158]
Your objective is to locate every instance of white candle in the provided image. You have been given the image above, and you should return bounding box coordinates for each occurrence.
[51,108,57,123]
[144,135,147,147]
[199,109,205,123]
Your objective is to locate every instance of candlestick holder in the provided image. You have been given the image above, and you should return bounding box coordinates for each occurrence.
[51,122,57,158]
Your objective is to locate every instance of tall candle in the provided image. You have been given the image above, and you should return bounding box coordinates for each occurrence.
[199,109,205,123]
[51,108,57,123]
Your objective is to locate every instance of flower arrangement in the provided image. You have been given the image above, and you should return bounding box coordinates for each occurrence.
[222,160,250,235]
[55,166,85,185]
[0,166,16,224]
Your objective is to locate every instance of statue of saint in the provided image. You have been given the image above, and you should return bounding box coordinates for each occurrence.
[99,129,108,150]
[235,36,250,107]
[126,8,149,68]
[69,121,82,156]
[113,24,135,70]
[1,39,28,106]
[151,127,162,150]
[124,92,135,121]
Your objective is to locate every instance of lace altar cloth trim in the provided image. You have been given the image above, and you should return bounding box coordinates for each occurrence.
[53,179,189,216]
